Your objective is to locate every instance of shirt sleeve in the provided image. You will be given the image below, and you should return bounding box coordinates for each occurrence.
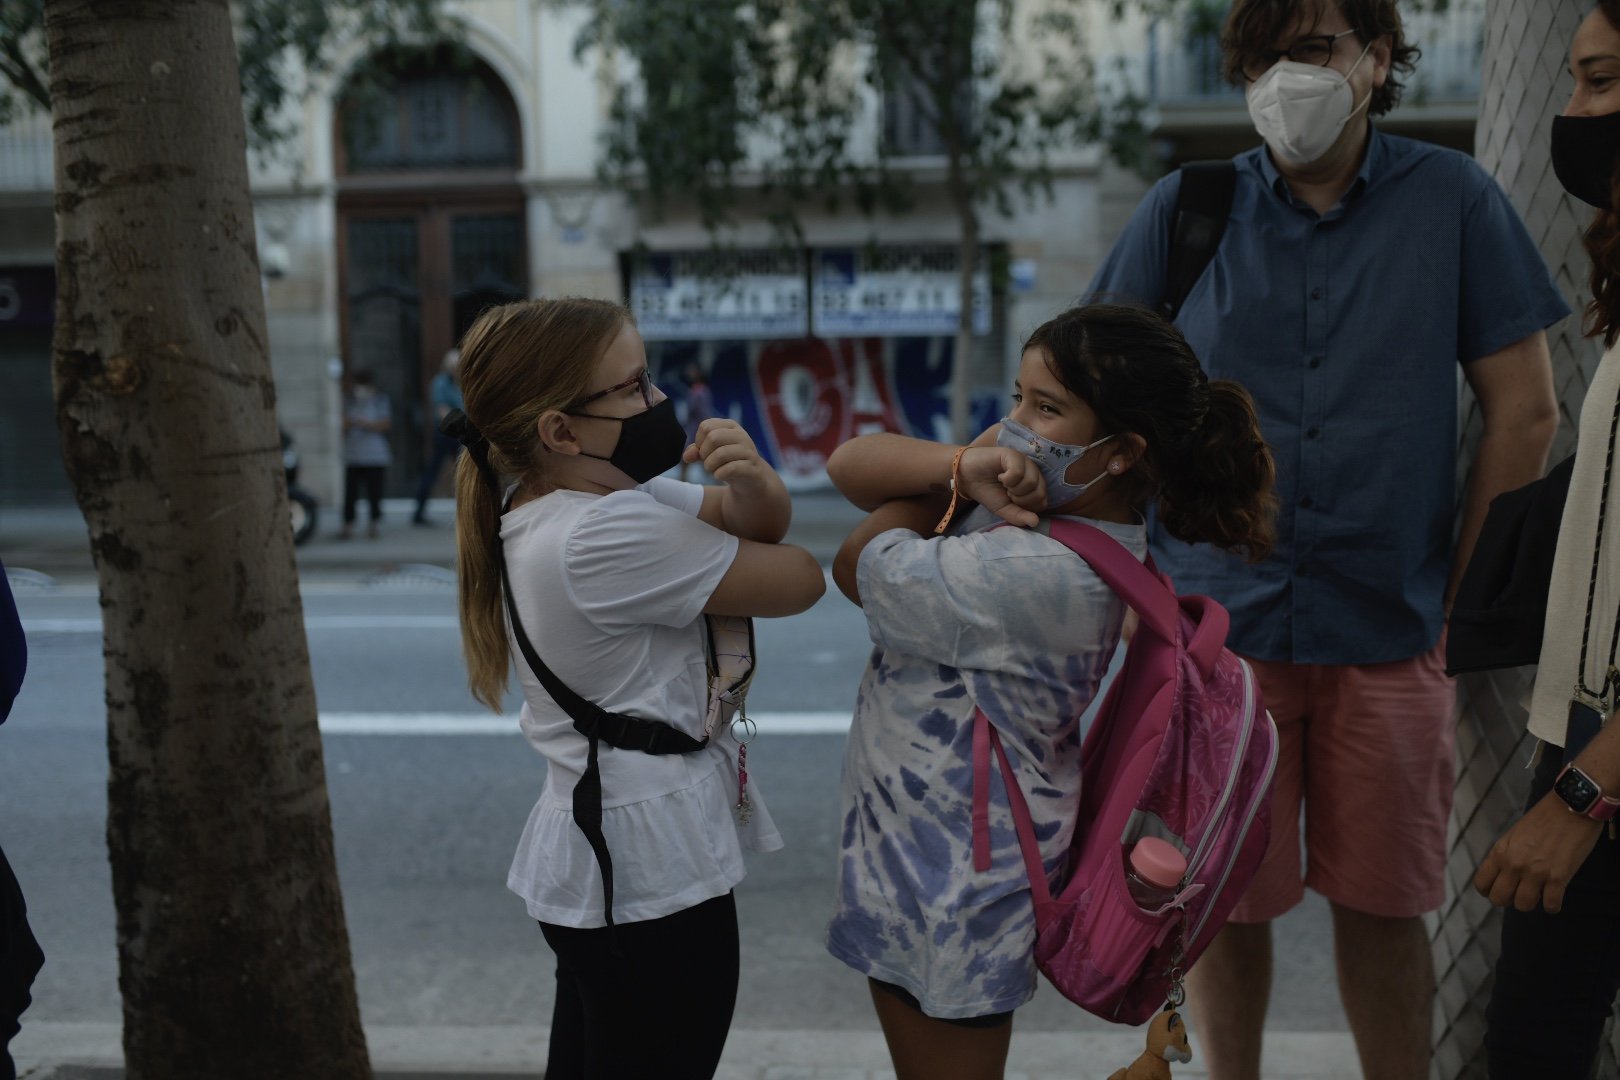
[1084,172,1180,311]
[1457,165,1574,363]
[855,528,1011,671]
[564,489,738,631]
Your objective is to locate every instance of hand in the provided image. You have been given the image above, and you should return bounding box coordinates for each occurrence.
[957,446,1045,528]
[684,419,772,495]
[1473,790,1604,913]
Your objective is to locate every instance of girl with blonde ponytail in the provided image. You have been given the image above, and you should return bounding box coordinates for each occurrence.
[447,297,824,1080]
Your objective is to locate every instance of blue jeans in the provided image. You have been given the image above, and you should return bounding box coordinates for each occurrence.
[1485,744,1620,1079]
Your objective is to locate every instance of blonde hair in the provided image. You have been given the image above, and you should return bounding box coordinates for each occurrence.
[453,297,632,711]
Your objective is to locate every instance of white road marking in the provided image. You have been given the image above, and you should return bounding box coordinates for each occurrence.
[318,710,853,735]
[22,615,461,633]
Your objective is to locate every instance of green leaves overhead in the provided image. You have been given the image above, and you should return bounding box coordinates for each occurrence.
[574,0,1148,232]
[0,0,460,150]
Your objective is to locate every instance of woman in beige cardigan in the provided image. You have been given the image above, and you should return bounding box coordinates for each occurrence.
[1474,4,1620,1076]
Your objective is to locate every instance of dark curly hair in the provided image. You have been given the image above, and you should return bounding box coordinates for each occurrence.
[1585,0,1620,347]
[1024,304,1277,562]
[1222,0,1421,117]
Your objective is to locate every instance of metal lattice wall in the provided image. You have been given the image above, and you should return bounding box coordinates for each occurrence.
[1432,2,1609,1076]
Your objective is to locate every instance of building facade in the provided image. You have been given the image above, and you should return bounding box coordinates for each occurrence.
[0,0,1484,506]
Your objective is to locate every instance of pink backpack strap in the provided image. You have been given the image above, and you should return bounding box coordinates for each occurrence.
[1044,520,1181,645]
[971,708,1056,923]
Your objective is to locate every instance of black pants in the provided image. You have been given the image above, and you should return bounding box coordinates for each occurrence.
[539,892,739,1080]
[0,842,43,1080]
[342,465,386,526]
[1485,745,1620,1079]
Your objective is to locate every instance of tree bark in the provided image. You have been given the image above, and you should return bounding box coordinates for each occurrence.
[42,2,371,1077]
[1434,1,1610,1076]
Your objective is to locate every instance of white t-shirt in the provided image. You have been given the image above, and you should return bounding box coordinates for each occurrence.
[502,477,782,927]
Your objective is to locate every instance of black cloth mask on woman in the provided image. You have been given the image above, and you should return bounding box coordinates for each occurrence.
[570,397,687,484]
[1552,111,1620,209]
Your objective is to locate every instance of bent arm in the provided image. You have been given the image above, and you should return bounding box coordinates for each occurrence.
[697,468,792,543]
[704,540,825,617]
[827,428,999,512]
[1452,331,1560,610]
[832,495,946,606]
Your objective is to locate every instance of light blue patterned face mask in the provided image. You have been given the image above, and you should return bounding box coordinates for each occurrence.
[997,417,1115,509]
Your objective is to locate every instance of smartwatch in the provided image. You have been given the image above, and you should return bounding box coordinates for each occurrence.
[1553,763,1620,821]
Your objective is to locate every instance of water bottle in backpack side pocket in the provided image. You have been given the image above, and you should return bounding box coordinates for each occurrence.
[1125,836,1187,911]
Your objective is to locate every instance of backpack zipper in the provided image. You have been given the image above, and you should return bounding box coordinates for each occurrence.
[1187,696,1280,945]
[1179,659,1257,882]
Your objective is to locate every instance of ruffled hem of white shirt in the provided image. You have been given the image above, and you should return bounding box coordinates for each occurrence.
[508,755,783,928]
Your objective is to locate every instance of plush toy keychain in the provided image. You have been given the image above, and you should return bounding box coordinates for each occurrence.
[1107,1006,1193,1080]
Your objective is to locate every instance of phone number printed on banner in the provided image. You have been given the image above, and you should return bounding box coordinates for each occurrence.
[631,250,809,341]
[813,247,990,337]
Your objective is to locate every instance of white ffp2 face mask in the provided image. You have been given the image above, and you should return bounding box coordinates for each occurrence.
[1245,42,1372,166]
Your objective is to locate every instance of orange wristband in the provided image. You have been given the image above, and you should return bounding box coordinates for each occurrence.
[934,446,969,535]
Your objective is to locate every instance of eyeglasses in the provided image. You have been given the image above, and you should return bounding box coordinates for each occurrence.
[1243,28,1359,81]
[569,368,656,412]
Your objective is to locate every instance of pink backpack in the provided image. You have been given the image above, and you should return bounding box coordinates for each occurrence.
[971,520,1278,1025]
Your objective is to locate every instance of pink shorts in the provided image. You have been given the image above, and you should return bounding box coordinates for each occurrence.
[1230,638,1456,922]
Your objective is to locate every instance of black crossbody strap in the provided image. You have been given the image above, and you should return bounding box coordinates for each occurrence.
[1576,383,1620,701]
[1162,160,1237,322]
[495,537,706,934]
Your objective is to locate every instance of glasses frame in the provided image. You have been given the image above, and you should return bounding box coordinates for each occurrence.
[568,367,656,413]
[1244,28,1360,81]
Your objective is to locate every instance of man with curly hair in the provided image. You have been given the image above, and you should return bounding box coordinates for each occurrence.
[1088,2,1569,1077]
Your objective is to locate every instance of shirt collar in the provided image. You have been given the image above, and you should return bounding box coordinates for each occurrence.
[1257,123,1384,208]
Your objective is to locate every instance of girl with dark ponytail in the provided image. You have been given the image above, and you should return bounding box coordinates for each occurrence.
[821,302,1274,1078]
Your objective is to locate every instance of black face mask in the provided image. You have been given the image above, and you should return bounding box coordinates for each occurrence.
[571,397,687,484]
[1552,111,1620,210]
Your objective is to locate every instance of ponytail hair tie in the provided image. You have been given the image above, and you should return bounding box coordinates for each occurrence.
[440,408,485,450]
[441,408,501,501]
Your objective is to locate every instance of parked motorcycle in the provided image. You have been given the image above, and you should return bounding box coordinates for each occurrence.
[281,428,319,546]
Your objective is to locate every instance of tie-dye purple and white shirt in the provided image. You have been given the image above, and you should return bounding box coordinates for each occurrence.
[826,510,1146,1019]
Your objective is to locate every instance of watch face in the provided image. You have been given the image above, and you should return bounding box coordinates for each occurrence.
[1556,767,1601,813]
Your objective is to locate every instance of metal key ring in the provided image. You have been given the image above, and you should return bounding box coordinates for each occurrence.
[732,715,757,744]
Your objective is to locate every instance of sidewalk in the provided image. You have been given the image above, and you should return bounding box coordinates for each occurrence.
[0,490,868,585]
[14,1022,1361,1079]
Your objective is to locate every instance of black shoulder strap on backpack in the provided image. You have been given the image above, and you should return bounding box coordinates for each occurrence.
[496,537,707,938]
[1161,160,1237,322]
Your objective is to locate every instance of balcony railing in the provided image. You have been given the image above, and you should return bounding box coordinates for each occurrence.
[1145,0,1484,108]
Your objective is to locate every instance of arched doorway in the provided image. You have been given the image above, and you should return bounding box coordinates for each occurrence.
[336,44,527,494]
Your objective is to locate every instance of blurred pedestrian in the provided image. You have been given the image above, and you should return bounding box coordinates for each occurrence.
[413,348,464,525]
[339,368,392,540]
[679,362,715,483]
[1473,6,1620,1077]
[444,298,823,1080]
[823,304,1275,1080]
[1087,1,1568,1075]
[0,562,44,1080]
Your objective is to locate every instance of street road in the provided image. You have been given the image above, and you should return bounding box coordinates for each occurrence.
[1,581,1341,1035]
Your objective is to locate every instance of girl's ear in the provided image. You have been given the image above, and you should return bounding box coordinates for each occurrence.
[1106,432,1148,476]
[537,409,582,455]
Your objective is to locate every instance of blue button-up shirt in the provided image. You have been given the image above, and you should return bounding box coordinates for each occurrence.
[1088,128,1570,665]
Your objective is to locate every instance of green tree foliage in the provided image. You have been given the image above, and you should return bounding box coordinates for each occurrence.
[575,0,1152,438]
[0,0,460,148]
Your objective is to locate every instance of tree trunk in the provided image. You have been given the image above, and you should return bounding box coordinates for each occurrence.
[951,190,980,445]
[1434,2,1609,1076]
[43,3,371,1077]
